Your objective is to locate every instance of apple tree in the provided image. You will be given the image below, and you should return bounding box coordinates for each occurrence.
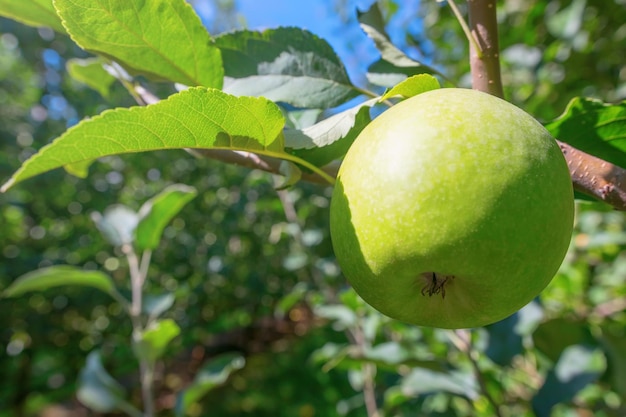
[1,0,626,416]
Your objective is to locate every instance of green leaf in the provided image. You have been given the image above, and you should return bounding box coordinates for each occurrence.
[400,367,479,400]
[285,98,376,167]
[532,318,594,363]
[601,328,626,398]
[274,161,302,190]
[532,344,606,417]
[380,74,440,101]
[54,0,223,88]
[357,3,440,88]
[136,184,197,251]
[143,293,175,320]
[175,353,245,416]
[133,319,181,363]
[67,58,117,98]
[77,351,138,414]
[0,0,65,33]
[215,27,358,108]
[544,97,626,168]
[92,205,139,247]
[3,265,117,298]
[1,88,285,192]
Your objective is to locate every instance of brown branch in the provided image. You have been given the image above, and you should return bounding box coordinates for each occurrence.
[187,149,338,185]
[126,85,338,185]
[467,0,504,98]
[466,0,626,210]
[560,143,626,209]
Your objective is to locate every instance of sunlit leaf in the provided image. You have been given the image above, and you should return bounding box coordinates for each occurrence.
[358,3,440,88]
[314,305,357,329]
[67,57,117,98]
[544,97,626,168]
[1,88,285,192]
[285,98,376,167]
[54,0,223,87]
[215,27,358,108]
[400,367,479,400]
[3,265,117,298]
[133,319,181,363]
[136,184,197,251]
[175,353,245,416]
[380,74,440,101]
[0,0,65,33]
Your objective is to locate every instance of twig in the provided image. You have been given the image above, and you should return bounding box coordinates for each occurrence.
[123,244,156,417]
[351,323,380,417]
[188,149,339,185]
[465,0,626,211]
[451,330,504,417]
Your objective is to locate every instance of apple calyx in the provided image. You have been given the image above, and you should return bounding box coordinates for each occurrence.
[420,272,455,299]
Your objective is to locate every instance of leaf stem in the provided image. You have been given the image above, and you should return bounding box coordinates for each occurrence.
[447,0,483,59]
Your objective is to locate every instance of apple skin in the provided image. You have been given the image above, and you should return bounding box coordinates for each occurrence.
[330,88,574,329]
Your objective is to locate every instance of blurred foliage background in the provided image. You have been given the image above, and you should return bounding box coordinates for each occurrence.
[1,0,625,416]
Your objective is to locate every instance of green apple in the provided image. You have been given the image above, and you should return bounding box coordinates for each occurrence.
[330,88,574,329]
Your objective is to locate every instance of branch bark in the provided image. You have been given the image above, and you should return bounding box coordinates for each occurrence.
[467,0,626,210]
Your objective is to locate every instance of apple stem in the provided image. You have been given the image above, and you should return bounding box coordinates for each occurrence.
[466,0,626,211]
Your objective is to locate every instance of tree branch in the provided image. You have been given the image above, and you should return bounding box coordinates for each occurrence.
[466,0,626,210]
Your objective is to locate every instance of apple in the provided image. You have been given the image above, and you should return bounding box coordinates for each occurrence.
[330,88,574,329]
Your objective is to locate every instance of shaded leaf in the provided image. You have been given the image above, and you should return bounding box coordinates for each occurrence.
[380,74,440,101]
[532,344,606,417]
[484,313,523,367]
[275,161,302,190]
[0,0,65,33]
[67,57,117,98]
[544,97,626,168]
[1,88,284,192]
[600,328,626,398]
[136,184,197,251]
[92,205,139,247]
[216,27,358,108]
[176,353,245,416]
[77,351,135,414]
[133,319,180,363]
[358,3,440,88]
[484,300,543,366]
[532,318,595,363]
[3,265,117,298]
[54,0,222,87]
[285,98,375,167]
[143,293,176,320]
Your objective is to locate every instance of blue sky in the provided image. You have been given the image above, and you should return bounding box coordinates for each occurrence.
[193,0,426,86]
